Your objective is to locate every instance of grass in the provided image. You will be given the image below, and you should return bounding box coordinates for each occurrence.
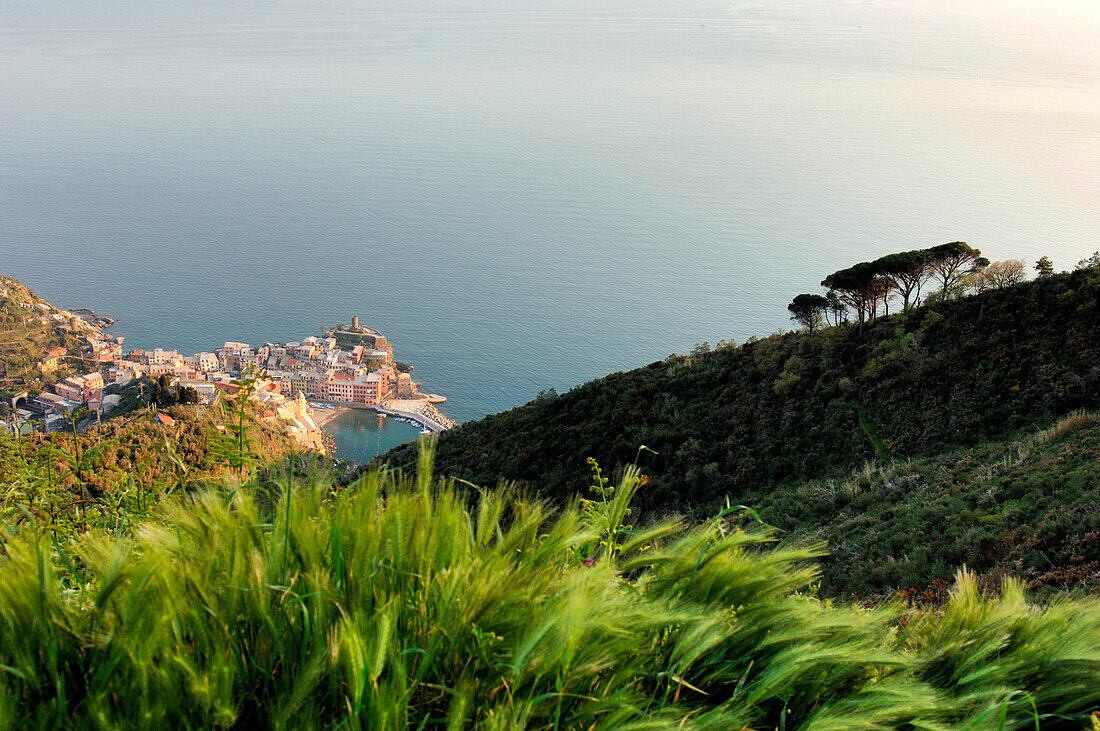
[0,444,1098,728]
[753,411,1100,597]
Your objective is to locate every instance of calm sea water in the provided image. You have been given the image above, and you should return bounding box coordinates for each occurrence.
[2,1,1098,459]
[324,410,426,464]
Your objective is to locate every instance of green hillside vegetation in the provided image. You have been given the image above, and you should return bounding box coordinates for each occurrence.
[0,395,302,541]
[387,268,1099,509]
[0,276,341,545]
[383,267,1100,595]
[754,410,1100,597]
[1,452,1099,728]
[0,276,80,398]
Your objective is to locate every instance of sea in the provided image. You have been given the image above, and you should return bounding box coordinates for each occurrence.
[2,0,1097,461]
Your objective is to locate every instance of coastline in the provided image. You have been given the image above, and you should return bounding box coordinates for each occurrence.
[309,402,440,462]
[310,405,349,428]
[308,397,453,433]
[1,280,457,457]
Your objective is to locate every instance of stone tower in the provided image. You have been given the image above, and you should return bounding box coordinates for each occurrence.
[352,316,359,330]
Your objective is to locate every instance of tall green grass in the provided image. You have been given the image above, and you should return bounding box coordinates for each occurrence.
[0,446,1098,729]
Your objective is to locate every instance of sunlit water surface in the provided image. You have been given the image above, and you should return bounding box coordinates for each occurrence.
[2,0,1097,459]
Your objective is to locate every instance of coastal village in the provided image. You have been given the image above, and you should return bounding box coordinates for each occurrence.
[0,279,454,456]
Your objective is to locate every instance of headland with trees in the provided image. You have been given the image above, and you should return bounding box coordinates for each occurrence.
[786,242,1079,333]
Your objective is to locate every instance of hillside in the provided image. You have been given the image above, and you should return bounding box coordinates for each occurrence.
[758,410,1100,597]
[1,272,1098,723]
[383,268,1100,593]
[388,269,1099,505]
[0,275,79,398]
[0,396,310,538]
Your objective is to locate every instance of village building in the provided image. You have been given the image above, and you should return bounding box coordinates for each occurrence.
[217,342,252,371]
[145,348,181,365]
[55,376,86,403]
[33,391,70,415]
[317,370,388,405]
[81,371,105,392]
[38,347,67,374]
[185,352,220,373]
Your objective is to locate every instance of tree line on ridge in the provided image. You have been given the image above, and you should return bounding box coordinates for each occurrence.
[786,241,1049,333]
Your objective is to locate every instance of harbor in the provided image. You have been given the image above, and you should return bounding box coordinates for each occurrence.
[321,408,426,464]
[10,300,455,461]
[309,400,451,434]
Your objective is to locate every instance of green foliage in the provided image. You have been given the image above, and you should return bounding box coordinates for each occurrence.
[788,293,827,333]
[751,411,1100,597]
[210,372,266,482]
[876,248,935,308]
[149,373,173,406]
[822,242,992,325]
[393,268,1100,516]
[578,456,649,564]
[903,568,1100,727]
[534,387,558,404]
[0,396,299,545]
[1,452,1098,727]
[1077,251,1100,271]
[1034,257,1054,278]
[383,270,1100,595]
[821,260,881,325]
[926,241,989,292]
[773,354,805,396]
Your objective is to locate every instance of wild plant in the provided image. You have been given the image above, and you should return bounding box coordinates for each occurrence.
[0,448,1097,728]
[210,371,265,483]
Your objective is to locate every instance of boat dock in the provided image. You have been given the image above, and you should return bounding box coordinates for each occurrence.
[309,399,451,433]
[372,404,448,432]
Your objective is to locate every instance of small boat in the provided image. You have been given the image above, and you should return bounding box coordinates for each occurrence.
[420,428,432,434]
[377,412,387,418]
